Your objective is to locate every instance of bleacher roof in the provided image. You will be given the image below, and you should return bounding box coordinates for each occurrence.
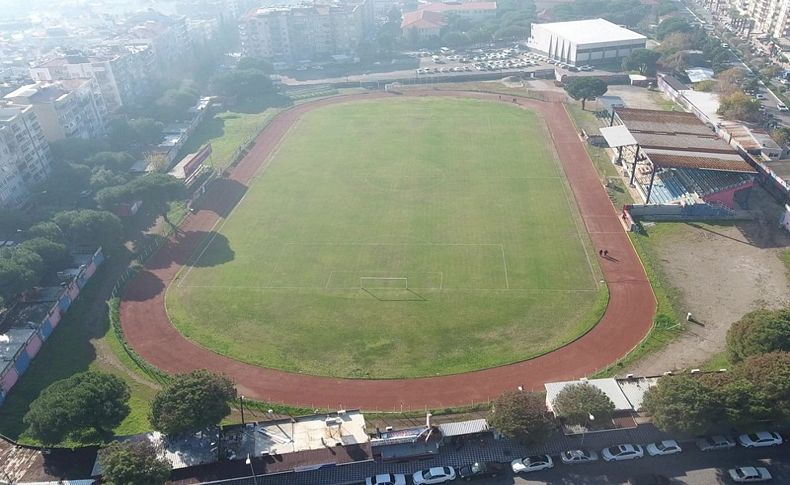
[613,107,756,173]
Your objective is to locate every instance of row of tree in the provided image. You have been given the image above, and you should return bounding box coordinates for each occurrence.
[643,307,790,435]
[24,369,238,483]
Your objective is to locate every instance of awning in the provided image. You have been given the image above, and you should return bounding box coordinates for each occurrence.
[437,419,489,437]
[600,125,638,148]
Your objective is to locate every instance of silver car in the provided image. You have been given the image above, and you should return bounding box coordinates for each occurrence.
[560,449,598,464]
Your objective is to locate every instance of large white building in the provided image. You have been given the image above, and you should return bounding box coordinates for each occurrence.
[4,79,108,142]
[240,0,372,63]
[738,0,790,38]
[0,105,51,207]
[527,18,647,66]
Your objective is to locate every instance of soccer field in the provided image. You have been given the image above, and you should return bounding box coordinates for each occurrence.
[166,97,606,378]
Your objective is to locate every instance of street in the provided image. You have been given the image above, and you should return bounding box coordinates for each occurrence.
[492,446,789,484]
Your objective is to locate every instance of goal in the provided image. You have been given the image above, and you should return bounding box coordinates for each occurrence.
[359,277,408,290]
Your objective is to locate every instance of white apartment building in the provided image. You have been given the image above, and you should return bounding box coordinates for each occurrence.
[29,45,154,112]
[739,0,790,38]
[0,105,51,208]
[3,79,107,142]
[240,0,372,62]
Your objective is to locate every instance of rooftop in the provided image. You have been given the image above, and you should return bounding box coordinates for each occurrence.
[532,18,646,45]
[545,378,634,412]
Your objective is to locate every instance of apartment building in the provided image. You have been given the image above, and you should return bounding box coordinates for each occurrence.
[3,79,107,142]
[29,45,154,112]
[401,1,497,40]
[240,0,372,62]
[123,15,192,69]
[728,0,790,38]
[0,105,51,207]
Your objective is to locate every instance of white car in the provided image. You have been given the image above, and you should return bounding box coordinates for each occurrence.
[560,449,598,464]
[696,435,736,451]
[646,440,682,456]
[754,93,766,100]
[511,454,554,473]
[728,466,772,482]
[412,466,456,485]
[366,474,406,485]
[601,444,644,461]
[778,103,789,112]
[738,431,783,448]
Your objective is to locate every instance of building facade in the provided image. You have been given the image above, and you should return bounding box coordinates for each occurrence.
[0,105,51,207]
[4,79,107,142]
[29,45,154,112]
[741,0,790,38]
[240,0,371,63]
[401,1,497,40]
[528,18,647,66]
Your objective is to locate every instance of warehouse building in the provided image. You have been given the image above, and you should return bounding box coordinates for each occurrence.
[527,18,646,66]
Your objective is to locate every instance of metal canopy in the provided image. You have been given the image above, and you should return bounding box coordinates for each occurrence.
[599,125,638,148]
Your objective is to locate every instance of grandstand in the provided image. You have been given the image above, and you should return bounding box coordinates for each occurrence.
[600,108,756,209]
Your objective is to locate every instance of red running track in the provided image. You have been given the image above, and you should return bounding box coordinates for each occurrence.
[120,91,656,411]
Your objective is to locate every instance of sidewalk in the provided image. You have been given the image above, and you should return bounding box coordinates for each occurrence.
[202,423,674,485]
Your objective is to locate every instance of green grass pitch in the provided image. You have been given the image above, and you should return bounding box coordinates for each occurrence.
[166,97,607,379]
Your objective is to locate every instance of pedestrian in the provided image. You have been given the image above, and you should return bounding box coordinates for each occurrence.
[599,249,603,256]
[604,249,609,257]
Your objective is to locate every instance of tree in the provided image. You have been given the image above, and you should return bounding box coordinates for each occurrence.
[90,167,131,190]
[38,162,91,205]
[621,48,661,75]
[642,375,720,434]
[727,308,790,362]
[488,390,553,445]
[716,67,748,95]
[149,370,236,436]
[0,247,44,302]
[698,372,772,428]
[213,69,273,100]
[732,352,790,420]
[656,17,691,39]
[551,383,615,426]
[53,209,124,252]
[717,91,762,122]
[25,221,64,242]
[49,137,110,161]
[23,371,130,444]
[86,152,137,172]
[0,208,31,238]
[771,126,790,146]
[155,88,199,122]
[236,57,274,73]
[100,441,171,485]
[441,31,470,48]
[19,237,70,268]
[564,77,608,110]
[96,173,185,223]
[129,119,166,147]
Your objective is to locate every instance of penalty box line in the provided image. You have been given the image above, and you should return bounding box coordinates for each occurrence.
[325,271,445,290]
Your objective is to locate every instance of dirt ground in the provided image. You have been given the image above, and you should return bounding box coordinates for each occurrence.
[627,188,790,375]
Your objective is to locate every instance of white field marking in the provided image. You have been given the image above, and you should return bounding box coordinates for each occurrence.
[177,119,301,287]
[283,242,507,247]
[326,271,445,290]
[177,284,598,292]
[542,117,599,290]
[500,244,510,289]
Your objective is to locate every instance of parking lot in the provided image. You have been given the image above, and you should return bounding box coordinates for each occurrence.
[411,46,594,77]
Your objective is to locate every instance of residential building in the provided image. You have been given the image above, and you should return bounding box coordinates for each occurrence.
[240,0,372,63]
[122,14,192,69]
[0,104,51,207]
[29,45,154,112]
[4,79,107,142]
[736,0,790,38]
[401,1,497,40]
[527,18,647,66]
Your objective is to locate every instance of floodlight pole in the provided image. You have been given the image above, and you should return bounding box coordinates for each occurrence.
[240,395,245,426]
[645,165,658,204]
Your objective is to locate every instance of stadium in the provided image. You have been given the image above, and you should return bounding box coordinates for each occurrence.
[120,90,655,410]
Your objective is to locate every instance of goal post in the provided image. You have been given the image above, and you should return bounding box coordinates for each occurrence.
[359,277,408,290]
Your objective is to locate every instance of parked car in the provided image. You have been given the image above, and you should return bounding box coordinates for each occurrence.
[738,431,783,448]
[560,449,598,464]
[601,444,644,461]
[696,435,736,451]
[728,466,772,482]
[412,467,456,485]
[511,455,554,473]
[646,440,682,456]
[457,461,507,480]
[366,474,406,485]
[778,103,789,111]
[754,93,766,99]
